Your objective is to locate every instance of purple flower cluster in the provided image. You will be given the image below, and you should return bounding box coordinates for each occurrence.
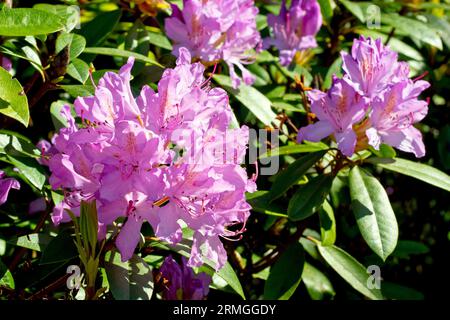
[45,48,256,270]
[0,170,20,206]
[264,0,322,66]
[159,255,211,300]
[298,36,430,157]
[165,0,261,88]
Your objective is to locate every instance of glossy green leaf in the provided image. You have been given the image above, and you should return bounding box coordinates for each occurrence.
[268,151,327,201]
[264,242,305,300]
[0,130,40,158]
[78,10,121,47]
[259,143,328,159]
[288,175,334,221]
[60,85,95,98]
[317,244,384,300]
[318,0,334,22]
[83,47,162,68]
[213,74,278,126]
[7,233,53,252]
[0,259,14,289]
[381,281,424,300]
[33,4,80,32]
[0,67,29,127]
[392,240,430,259]
[5,154,46,190]
[0,8,64,36]
[56,33,86,60]
[319,200,336,246]
[302,262,335,300]
[67,58,90,84]
[104,250,154,300]
[382,13,443,50]
[349,166,398,261]
[367,157,450,192]
[40,229,78,265]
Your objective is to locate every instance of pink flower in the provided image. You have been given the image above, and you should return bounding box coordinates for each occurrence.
[47,48,254,270]
[341,36,409,100]
[0,170,20,206]
[298,77,367,156]
[264,0,322,66]
[165,0,261,88]
[297,37,430,158]
[366,80,430,157]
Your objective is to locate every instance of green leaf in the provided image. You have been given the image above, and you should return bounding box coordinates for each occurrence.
[211,260,246,300]
[0,130,40,158]
[317,244,384,300]
[78,10,121,47]
[302,262,335,300]
[79,200,98,255]
[67,58,90,84]
[392,240,429,259]
[22,46,42,70]
[7,233,53,252]
[259,143,328,159]
[349,166,398,261]
[288,175,334,221]
[318,0,334,22]
[104,250,154,300]
[0,8,64,36]
[147,29,172,50]
[60,84,95,98]
[246,191,288,218]
[264,242,305,300]
[369,144,396,159]
[340,0,370,22]
[0,67,29,127]
[367,157,450,192]
[0,259,14,289]
[5,154,46,190]
[268,151,327,201]
[213,74,278,126]
[56,33,87,61]
[319,200,336,246]
[40,229,78,265]
[83,47,163,68]
[382,13,443,50]
[381,281,424,300]
[33,4,80,33]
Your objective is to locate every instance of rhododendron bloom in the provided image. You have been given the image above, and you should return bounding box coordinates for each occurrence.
[160,255,211,300]
[0,170,20,206]
[366,80,430,157]
[297,77,367,156]
[298,37,430,158]
[264,0,322,66]
[341,36,409,99]
[165,0,261,88]
[46,48,254,270]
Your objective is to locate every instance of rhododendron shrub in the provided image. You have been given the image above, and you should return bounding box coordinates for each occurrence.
[0,0,449,302]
